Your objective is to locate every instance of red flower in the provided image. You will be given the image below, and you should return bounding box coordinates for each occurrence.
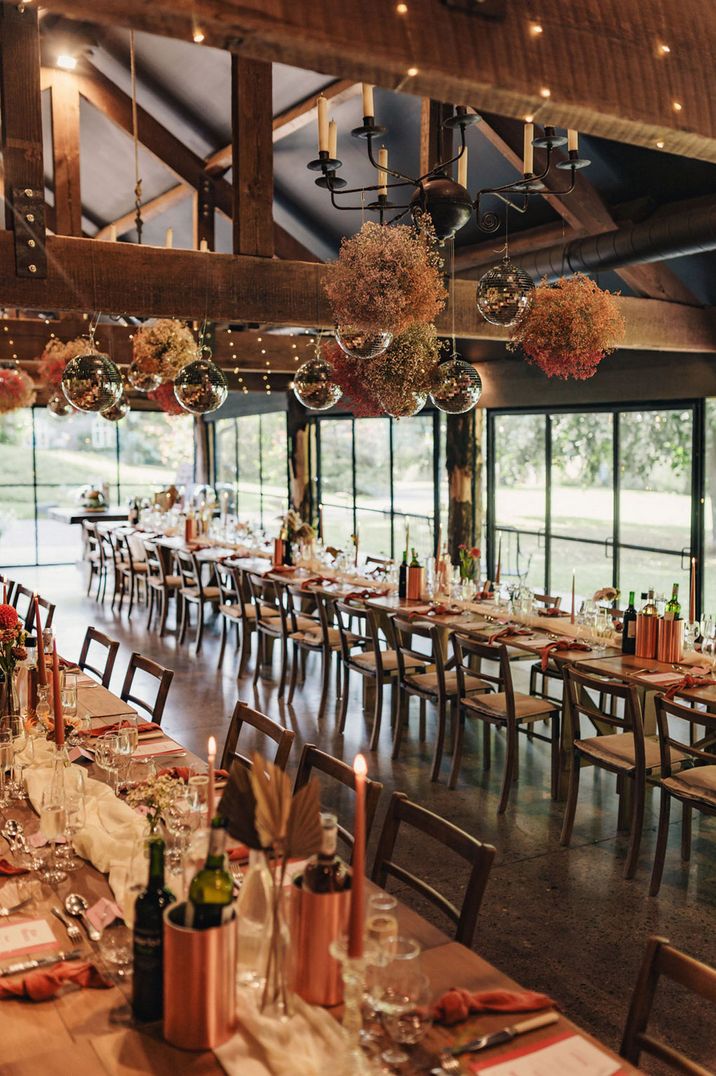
[470,547,481,558]
[0,604,18,631]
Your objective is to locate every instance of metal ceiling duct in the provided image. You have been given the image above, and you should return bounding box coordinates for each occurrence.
[516,197,716,282]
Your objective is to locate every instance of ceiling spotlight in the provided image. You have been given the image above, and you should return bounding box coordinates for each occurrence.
[656,139,665,148]
[406,66,418,77]
[673,100,682,111]
[524,113,535,123]
[56,53,77,70]
[539,86,551,98]
[192,18,205,43]
[530,23,543,35]
[659,44,671,54]
[396,2,408,11]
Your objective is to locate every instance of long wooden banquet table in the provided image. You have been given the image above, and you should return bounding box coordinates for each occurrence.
[0,674,641,1073]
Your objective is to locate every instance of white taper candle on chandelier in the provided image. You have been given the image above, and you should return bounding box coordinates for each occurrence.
[378,146,388,195]
[523,122,534,175]
[457,144,468,188]
[362,82,374,118]
[567,129,579,153]
[328,119,337,160]
[165,227,173,248]
[317,95,329,153]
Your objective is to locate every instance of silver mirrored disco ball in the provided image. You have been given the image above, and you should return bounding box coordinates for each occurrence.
[430,357,482,413]
[47,392,74,417]
[381,391,427,419]
[61,351,123,412]
[293,357,342,411]
[476,258,535,326]
[174,358,228,415]
[127,360,162,392]
[100,394,130,422]
[335,327,393,360]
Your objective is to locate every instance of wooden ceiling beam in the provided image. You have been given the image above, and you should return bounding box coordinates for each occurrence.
[1,234,714,353]
[232,56,273,257]
[39,0,716,164]
[94,185,191,241]
[455,221,586,275]
[48,69,82,236]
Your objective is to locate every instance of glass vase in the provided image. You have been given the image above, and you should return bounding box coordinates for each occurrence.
[0,666,21,734]
[260,858,292,1019]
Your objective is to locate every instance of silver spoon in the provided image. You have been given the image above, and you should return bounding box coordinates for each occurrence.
[2,819,23,852]
[64,892,101,942]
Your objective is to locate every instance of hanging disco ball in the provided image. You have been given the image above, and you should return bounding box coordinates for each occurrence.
[100,394,130,422]
[47,392,74,417]
[476,258,535,326]
[382,391,427,419]
[335,327,393,361]
[293,357,342,411]
[127,360,162,392]
[430,357,482,414]
[61,351,123,413]
[174,358,227,415]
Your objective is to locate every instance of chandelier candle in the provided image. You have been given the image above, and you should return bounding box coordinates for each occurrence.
[328,119,337,161]
[52,641,64,747]
[568,129,579,153]
[207,736,216,823]
[361,82,374,118]
[34,594,46,685]
[523,122,535,175]
[317,95,329,153]
[378,146,388,196]
[457,143,468,188]
[348,754,367,958]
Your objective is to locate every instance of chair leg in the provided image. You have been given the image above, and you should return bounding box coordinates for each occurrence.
[560,751,582,845]
[253,632,263,685]
[498,724,517,813]
[681,803,692,861]
[288,642,300,703]
[448,705,465,789]
[391,691,408,761]
[159,590,169,637]
[550,712,561,801]
[278,637,289,698]
[430,697,447,782]
[369,675,383,751]
[623,774,645,879]
[179,598,188,644]
[146,587,155,630]
[238,624,252,678]
[482,720,491,771]
[217,615,228,668]
[127,574,135,618]
[318,648,331,720]
[194,602,205,655]
[335,652,342,695]
[338,667,350,733]
[649,793,672,897]
[419,698,427,742]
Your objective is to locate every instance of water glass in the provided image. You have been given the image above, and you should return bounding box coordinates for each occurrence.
[98,920,133,981]
[380,971,433,1064]
[60,789,86,870]
[39,785,67,884]
[60,670,78,719]
[0,729,14,806]
[365,893,399,951]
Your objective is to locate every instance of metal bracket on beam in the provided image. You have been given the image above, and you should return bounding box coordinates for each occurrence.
[11,187,47,278]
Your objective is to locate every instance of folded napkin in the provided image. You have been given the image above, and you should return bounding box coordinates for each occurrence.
[0,960,112,1002]
[269,565,296,574]
[58,657,78,670]
[0,859,29,877]
[228,844,250,862]
[406,603,456,620]
[299,576,332,591]
[539,639,592,672]
[488,626,532,645]
[157,765,229,783]
[80,720,159,738]
[343,588,388,601]
[664,674,716,700]
[433,987,557,1027]
[539,607,570,618]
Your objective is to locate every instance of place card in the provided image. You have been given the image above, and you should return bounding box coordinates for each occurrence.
[133,741,186,759]
[637,672,681,685]
[0,918,59,961]
[471,1033,623,1075]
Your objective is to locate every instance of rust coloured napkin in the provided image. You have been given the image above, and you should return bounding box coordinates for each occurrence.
[664,674,716,700]
[0,960,112,1001]
[539,639,592,672]
[0,859,29,877]
[434,987,557,1026]
[488,627,532,645]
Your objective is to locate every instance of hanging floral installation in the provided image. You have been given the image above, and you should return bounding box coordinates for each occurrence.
[148,380,187,416]
[130,318,197,390]
[323,217,446,336]
[0,367,36,414]
[324,340,386,418]
[508,274,625,380]
[37,336,94,391]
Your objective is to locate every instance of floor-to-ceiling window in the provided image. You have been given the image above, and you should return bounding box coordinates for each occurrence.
[0,408,195,567]
[213,412,289,527]
[488,403,697,608]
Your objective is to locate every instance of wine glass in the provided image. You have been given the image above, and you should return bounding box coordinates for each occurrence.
[95,732,120,793]
[0,729,14,806]
[114,729,134,788]
[61,789,86,870]
[38,785,67,884]
[380,971,433,1065]
[187,774,209,826]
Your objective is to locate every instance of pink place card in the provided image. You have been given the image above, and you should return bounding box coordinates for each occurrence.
[133,741,186,760]
[638,672,681,685]
[0,918,59,961]
[471,1032,625,1075]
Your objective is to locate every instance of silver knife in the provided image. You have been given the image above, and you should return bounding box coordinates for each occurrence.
[1,949,82,976]
[450,1012,559,1056]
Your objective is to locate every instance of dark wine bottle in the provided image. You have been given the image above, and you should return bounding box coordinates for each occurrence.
[132,836,174,1022]
[622,590,637,655]
[303,812,349,894]
[186,817,234,929]
[398,551,407,599]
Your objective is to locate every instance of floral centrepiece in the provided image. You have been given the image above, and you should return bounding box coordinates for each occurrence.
[131,319,197,390]
[0,367,36,414]
[324,218,446,336]
[325,340,385,418]
[593,587,620,604]
[369,323,443,418]
[126,773,185,831]
[508,274,625,380]
[281,509,315,544]
[458,545,481,580]
[0,604,27,725]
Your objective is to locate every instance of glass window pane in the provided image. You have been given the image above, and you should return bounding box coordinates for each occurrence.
[494,413,546,589]
[551,413,613,542]
[550,538,609,606]
[0,411,33,485]
[619,548,689,607]
[394,513,432,562]
[356,509,392,560]
[35,410,118,494]
[118,411,194,502]
[36,485,85,565]
[319,420,353,505]
[392,415,433,519]
[260,413,288,515]
[323,505,354,550]
[0,485,35,566]
[215,418,237,485]
[355,418,390,509]
[237,415,260,523]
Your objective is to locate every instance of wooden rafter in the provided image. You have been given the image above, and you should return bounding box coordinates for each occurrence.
[39,0,716,164]
[48,69,82,236]
[0,233,714,353]
[231,56,273,257]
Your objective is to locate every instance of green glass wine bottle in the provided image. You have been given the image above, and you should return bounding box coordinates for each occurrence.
[186,817,234,930]
[132,836,175,1022]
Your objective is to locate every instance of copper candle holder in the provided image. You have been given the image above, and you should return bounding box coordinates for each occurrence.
[272,539,284,567]
[163,903,237,1051]
[635,613,658,659]
[657,617,684,664]
[406,566,425,601]
[289,876,351,1006]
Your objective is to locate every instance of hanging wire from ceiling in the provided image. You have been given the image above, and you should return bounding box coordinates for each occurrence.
[129,31,143,244]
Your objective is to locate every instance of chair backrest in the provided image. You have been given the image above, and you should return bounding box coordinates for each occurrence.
[1,576,17,606]
[142,540,163,582]
[655,693,716,780]
[174,548,201,592]
[247,571,281,632]
[20,589,55,632]
[334,599,383,672]
[120,652,174,724]
[100,530,120,571]
[120,531,143,574]
[293,744,382,861]
[389,614,446,694]
[621,935,716,1073]
[451,632,507,701]
[84,521,101,560]
[533,592,561,609]
[78,626,120,689]
[563,666,644,759]
[215,561,239,606]
[371,791,495,947]
[14,584,36,627]
[220,700,295,771]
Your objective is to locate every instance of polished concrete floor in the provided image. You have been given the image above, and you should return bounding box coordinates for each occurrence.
[15,565,716,1072]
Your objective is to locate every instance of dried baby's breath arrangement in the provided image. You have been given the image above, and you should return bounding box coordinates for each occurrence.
[324,218,446,336]
[37,337,94,390]
[0,367,36,414]
[132,319,197,383]
[325,339,386,418]
[368,323,444,417]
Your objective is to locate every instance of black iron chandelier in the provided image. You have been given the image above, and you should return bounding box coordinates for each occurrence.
[307,86,591,239]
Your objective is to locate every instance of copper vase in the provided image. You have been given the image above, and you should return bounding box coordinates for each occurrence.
[407,566,425,601]
[657,617,684,663]
[635,613,658,659]
[289,876,351,1007]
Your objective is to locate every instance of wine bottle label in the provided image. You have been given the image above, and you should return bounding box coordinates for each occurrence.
[627,622,636,638]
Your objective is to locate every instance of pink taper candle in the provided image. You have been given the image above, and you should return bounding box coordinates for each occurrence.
[207,735,216,823]
[571,570,576,624]
[348,754,367,958]
[52,641,64,747]
[690,557,696,623]
[34,594,47,686]
[2,577,6,604]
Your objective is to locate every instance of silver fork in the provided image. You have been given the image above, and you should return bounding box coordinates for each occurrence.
[51,906,83,944]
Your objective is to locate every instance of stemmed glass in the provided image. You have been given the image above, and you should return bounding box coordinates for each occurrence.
[38,785,67,884]
[114,729,134,789]
[380,971,433,1064]
[95,732,120,792]
[61,789,86,871]
[370,936,425,1066]
[0,729,14,806]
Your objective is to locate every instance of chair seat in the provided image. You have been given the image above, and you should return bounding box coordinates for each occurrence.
[663,765,716,808]
[291,625,353,648]
[463,690,558,723]
[181,585,220,600]
[131,562,148,573]
[165,574,181,587]
[406,670,491,697]
[150,574,180,588]
[219,604,242,618]
[352,649,424,673]
[575,732,685,771]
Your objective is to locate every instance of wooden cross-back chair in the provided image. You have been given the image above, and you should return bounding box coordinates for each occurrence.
[1,577,18,607]
[649,693,716,896]
[175,548,219,654]
[83,522,105,601]
[293,744,382,863]
[371,791,496,947]
[246,571,289,691]
[220,700,295,772]
[621,935,716,1074]
[13,584,36,628]
[120,652,173,726]
[78,626,119,689]
[143,539,181,637]
[117,531,149,617]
